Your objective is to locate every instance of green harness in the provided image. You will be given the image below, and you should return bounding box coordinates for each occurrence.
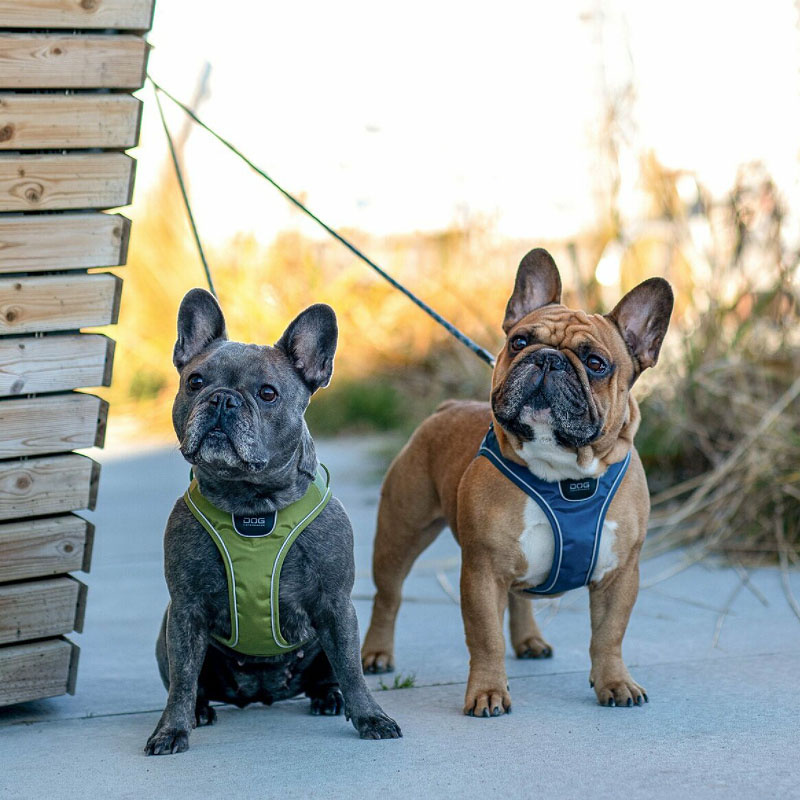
[183,465,332,657]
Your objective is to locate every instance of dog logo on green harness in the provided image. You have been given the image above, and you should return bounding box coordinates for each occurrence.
[184,465,332,657]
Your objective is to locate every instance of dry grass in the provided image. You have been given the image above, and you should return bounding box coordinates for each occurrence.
[101,159,799,566]
[637,163,800,566]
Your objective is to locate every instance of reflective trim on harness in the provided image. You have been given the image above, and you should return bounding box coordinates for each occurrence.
[267,479,331,652]
[477,428,630,595]
[185,488,243,648]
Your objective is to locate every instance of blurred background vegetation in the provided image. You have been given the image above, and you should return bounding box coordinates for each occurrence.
[98,2,800,565]
[97,151,799,564]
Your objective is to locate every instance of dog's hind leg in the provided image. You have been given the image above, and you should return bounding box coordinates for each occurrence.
[508,592,553,659]
[194,686,217,726]
[361,468,445,674]
[304,648,344,716]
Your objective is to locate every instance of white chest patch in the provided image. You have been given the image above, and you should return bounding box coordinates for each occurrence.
[515,421,600,482]
[509,416,620,589]
[517,501,619,588]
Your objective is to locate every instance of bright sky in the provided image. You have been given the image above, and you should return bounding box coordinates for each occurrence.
[138,0,800,243]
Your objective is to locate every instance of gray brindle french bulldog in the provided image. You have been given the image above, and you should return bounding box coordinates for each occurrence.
[145,289,401,755]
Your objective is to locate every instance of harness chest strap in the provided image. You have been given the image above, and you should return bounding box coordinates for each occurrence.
[183,465,332,657]
[477,428,630,596]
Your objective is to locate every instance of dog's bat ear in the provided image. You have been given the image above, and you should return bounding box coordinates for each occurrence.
[275,303,338,392]
[173,288,227,370]
[606,277,674,376]
[503,248,562,333]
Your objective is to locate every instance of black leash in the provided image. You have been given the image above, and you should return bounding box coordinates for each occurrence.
[148,76,495,367]
[151,84,217,298]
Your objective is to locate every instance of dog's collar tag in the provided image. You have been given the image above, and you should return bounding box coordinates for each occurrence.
[558,477,598,502]
[232,512,277,537]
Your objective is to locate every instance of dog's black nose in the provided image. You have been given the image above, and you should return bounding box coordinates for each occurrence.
[209,390,242,410]
[533,347,568,371]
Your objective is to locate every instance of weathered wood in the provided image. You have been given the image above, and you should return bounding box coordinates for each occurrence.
[0,274,122,335]
[0,393,108,458]
[0,0,156,30]
[0,153,135,212]
[0,34,149,90]
[0,454,99,522]
[0,576,85,645]
[0,637,78,706]
[0,334,114,397]
[0,93,142,151]
[0,514,93,583]
[0,213,130,273]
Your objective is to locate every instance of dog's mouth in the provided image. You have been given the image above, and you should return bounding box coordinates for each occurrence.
[181,423,266,475]
[492,356,601,448]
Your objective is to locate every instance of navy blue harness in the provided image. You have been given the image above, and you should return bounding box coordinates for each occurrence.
[478,428,631,595]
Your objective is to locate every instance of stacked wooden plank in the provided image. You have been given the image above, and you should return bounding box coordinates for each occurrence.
[0,0,154,707]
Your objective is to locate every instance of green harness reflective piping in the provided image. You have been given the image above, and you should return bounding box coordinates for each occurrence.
[183,465,332,657]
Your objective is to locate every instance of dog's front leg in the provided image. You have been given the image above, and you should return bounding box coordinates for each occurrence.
[588,552,648,707]
[145,602,209,755]
[313,596,402,739]
[460,549,512,717]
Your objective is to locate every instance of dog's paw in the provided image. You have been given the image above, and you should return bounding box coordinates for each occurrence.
[361,650,394,675]
[310,687,344,716]
[591,673,648,708]
[463,685,512,717]
[353,711,402,739]
[195,704,217,727]
[144,726,190,756]
[514,635,553,659]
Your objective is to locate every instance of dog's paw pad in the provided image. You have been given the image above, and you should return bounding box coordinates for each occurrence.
[195,704,217,727]
[463,688,511,718]
[515,636,553,660]
[361,651,394,675]
[593,676,648,709]
[144,727,190,756]
[354,712,402,739]
[310,687,344,716]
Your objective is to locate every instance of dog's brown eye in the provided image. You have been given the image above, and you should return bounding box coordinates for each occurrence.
[187,373,204,391]
[259,385,278,402]
[510,335,528,352]
[586,355,607,374]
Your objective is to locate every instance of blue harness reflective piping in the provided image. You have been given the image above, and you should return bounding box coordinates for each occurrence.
[477,428,631,595]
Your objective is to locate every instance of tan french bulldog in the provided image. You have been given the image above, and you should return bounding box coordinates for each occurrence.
[361,248,673,717]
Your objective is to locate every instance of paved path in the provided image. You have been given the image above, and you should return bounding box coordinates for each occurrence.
[2,437,799,799]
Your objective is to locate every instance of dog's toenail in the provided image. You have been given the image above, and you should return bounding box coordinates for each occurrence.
[626,698,633,707]
[492,706,502,716]
[481,708,490,718]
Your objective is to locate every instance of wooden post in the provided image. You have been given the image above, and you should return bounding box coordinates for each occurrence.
[0,0,153,706]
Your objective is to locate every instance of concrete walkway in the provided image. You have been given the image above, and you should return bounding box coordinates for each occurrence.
[2,437,799,799]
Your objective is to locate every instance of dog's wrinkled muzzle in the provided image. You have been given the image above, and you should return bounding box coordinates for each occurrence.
[492,348,600,446]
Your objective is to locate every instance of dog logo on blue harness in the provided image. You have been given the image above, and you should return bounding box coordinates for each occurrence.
[560,478,598,501]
